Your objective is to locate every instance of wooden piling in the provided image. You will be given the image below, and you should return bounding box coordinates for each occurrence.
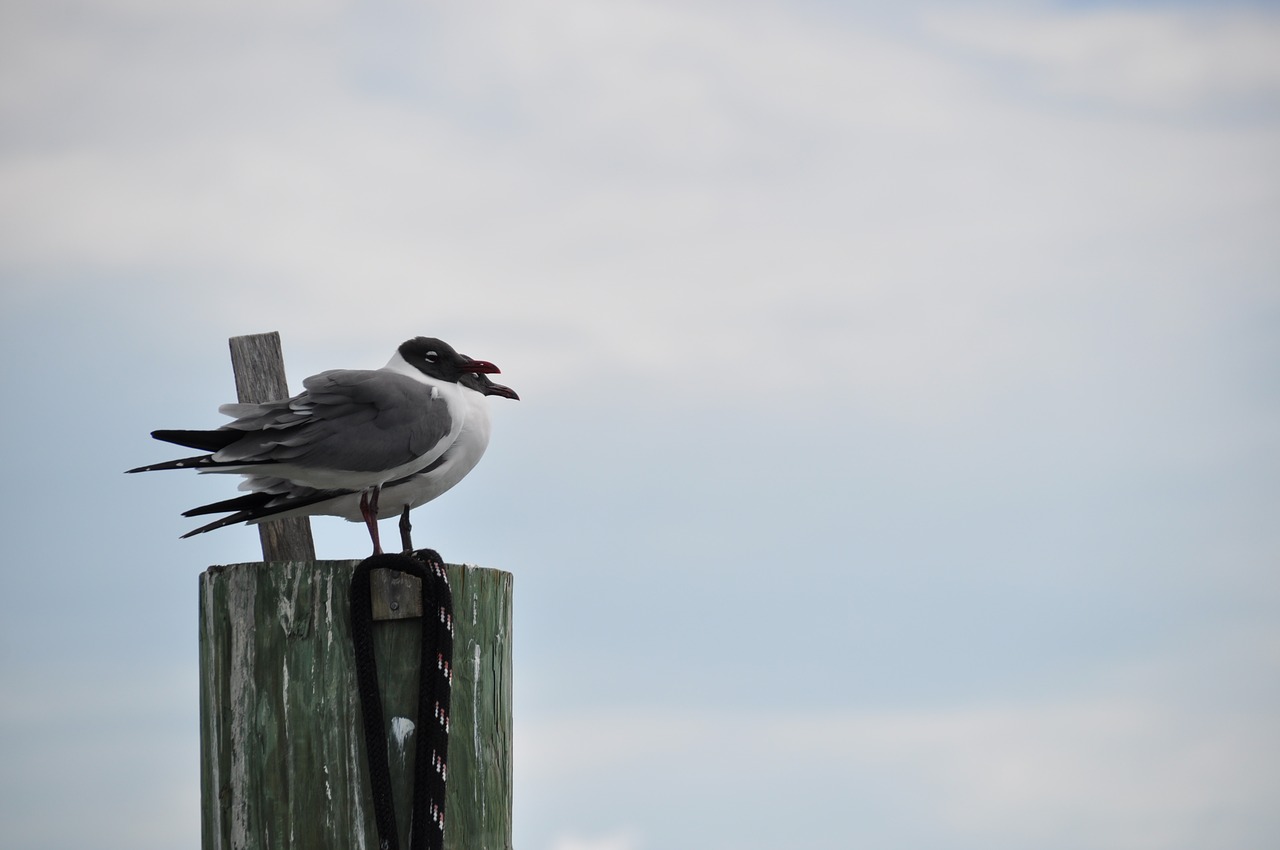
[227,332,316,562]
[199,561,514,850]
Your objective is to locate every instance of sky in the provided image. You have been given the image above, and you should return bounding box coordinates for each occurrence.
[1,0,1279,848]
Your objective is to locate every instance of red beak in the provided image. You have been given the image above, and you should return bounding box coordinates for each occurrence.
[465,358,501,375]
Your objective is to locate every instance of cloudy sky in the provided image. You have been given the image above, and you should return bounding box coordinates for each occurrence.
[2,0,1278,848]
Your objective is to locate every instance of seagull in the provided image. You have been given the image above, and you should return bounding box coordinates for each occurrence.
[174,371,519,552]
[127,337,511,555]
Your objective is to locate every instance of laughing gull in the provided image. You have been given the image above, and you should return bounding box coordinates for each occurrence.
[175,371,519,551]
[127,337,509,555]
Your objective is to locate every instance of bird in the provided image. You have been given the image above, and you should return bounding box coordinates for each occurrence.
[127,337,516,555]
[174,371,519,552]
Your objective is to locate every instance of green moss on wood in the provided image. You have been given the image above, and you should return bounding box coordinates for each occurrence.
[199,561,513,850]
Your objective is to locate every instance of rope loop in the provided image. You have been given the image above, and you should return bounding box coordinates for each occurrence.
[351,550,454,850]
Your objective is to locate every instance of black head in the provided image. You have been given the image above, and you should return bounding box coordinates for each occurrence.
[398,337,501,382]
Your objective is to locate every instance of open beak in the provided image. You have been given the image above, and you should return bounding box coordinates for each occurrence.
[483,380,519,400]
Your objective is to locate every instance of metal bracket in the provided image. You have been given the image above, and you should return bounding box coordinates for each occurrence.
[370,568,423,620]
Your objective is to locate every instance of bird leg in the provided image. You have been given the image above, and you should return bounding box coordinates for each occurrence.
[399,505,414,554]
[359,487,384,555]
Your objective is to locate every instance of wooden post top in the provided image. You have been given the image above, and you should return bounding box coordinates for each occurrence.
[227,332,317,563]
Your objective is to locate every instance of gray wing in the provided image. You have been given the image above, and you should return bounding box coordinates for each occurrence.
[212,369,453,472]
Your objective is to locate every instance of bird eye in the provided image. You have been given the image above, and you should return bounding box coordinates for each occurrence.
[425,351,439,363]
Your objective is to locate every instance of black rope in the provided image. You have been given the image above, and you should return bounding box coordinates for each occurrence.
[351,550,454,850]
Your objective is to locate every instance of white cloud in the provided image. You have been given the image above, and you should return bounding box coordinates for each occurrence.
[2,0,1276,416]
[925,5,1280,113]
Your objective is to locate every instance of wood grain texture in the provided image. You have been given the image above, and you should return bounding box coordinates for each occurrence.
[226,333,316,562]
[199,561,513,850]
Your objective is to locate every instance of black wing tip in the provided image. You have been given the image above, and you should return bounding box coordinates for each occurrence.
[182,487,345,525]
[126,455,280,475]
[152,428,241,452]
[182,492,272,518]
[180,511,256,538]
[124,454,216,474]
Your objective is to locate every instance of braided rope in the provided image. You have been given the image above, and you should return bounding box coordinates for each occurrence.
[351,551,454,850]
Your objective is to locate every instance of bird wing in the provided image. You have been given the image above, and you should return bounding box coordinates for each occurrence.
[211,368,456,473]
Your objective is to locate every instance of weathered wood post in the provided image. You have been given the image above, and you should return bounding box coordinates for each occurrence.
[227,333,316,562]
[198,333,514,849]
